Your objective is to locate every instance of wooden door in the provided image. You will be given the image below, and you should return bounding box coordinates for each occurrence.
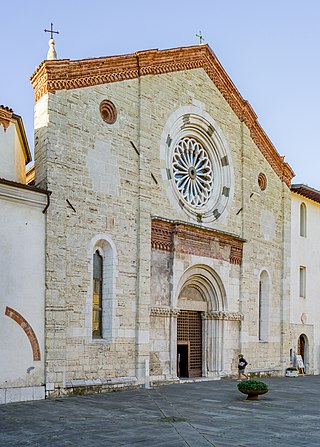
[177,310,202,378]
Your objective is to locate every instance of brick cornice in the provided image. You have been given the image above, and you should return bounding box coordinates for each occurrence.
[151,218,245,265]
[30,45,294,186]
[0,105,13,131]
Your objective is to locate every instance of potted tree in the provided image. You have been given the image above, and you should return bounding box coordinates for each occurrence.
[237,379,269,400]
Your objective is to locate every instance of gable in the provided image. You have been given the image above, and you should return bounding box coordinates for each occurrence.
[30,44,294,186]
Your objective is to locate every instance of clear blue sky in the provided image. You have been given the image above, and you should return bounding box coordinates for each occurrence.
[2,0,320,188]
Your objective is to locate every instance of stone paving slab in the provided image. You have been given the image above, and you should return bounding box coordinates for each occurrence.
[0,376,320,446]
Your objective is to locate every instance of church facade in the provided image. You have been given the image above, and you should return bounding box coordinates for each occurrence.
[28,44,295,397]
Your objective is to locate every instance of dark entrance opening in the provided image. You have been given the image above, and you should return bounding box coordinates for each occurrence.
[177,343,189,378]
[298,334,306,364]
[177,310,202,378]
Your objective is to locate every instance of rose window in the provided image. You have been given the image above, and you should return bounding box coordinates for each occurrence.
[172,137,213,207]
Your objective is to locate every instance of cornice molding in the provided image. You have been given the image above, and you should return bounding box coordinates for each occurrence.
[203,311,243,321]
[30,45,294,186]
[149,306,243,320]
[151,218,244,265]
[150,307,180,317]
[0,180,48,208]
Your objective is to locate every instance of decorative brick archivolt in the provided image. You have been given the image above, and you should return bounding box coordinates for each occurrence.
[203,310,243,321]
[151,218,244,265]
[5,306,41,361]
[150,307,180,317]
[0,105,13,131]
[30,45,294,186]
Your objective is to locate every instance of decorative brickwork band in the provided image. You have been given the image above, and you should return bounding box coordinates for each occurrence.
[30,45,294,186]
[151,220,173,251]
[203,311,243,321]
[0,106,13,131]
[5,306,41,361]
[151,218,245,265]
[230,245,243,265]
[150,307,180,317]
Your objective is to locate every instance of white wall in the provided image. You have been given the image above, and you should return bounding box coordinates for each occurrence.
[0,182,47,402]
[291,193,320,373]
[0,123,26,183]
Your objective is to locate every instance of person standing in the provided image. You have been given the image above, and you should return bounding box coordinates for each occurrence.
[237,354,248,380]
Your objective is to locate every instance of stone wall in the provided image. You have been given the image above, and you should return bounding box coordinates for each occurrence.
[34,65,291,395]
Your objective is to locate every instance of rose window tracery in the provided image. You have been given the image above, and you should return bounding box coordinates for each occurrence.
[172,137,213,207]
[160,108,233,222]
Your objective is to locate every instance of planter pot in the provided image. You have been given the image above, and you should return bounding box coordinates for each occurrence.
[239,388,269,400]
[285,370,299,377]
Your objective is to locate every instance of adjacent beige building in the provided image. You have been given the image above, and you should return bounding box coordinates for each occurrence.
[290,185,320,374]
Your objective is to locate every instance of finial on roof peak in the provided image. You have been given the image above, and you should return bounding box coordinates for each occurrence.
[196,31,204,45]
[47,39,57,60]
[44,23,59,60]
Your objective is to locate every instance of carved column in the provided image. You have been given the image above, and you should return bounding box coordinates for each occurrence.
[203,311,243,376]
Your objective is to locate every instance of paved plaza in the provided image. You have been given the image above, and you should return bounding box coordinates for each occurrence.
[0,376,319,446]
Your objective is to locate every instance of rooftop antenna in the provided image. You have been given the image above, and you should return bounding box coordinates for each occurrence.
[44,22,59,60]
[196,31,204,45]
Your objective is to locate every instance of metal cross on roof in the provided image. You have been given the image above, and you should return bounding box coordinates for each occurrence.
[196,31,204,44]
[44,22,59,39]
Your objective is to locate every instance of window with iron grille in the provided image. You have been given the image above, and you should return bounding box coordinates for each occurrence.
[92,250,103,338]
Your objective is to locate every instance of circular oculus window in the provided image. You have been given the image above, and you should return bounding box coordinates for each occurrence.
[258,172,267,191]
[99,100,117,124]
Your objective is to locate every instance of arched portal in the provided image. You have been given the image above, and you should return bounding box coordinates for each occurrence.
[298,334,309,373]
[175,265,229,378]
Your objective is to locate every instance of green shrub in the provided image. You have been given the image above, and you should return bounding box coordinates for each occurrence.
[237,379,268,391]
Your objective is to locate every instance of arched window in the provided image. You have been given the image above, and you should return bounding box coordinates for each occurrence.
[258,270,270,341]
[92,250,103,338]
[300,203,307,237]
[88,234,117,341]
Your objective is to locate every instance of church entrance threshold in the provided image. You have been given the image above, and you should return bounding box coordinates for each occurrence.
[177,310,202,378]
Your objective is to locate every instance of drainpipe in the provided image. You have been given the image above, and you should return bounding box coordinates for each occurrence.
[239,120,246,355]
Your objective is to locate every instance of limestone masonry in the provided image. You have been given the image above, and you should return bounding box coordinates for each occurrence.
[2,44,316,403]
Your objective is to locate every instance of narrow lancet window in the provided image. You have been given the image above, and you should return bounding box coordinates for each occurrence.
[299,266,306,298]
[92,250,103,338]
[300,203,307,237]
[258,270,270,341]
